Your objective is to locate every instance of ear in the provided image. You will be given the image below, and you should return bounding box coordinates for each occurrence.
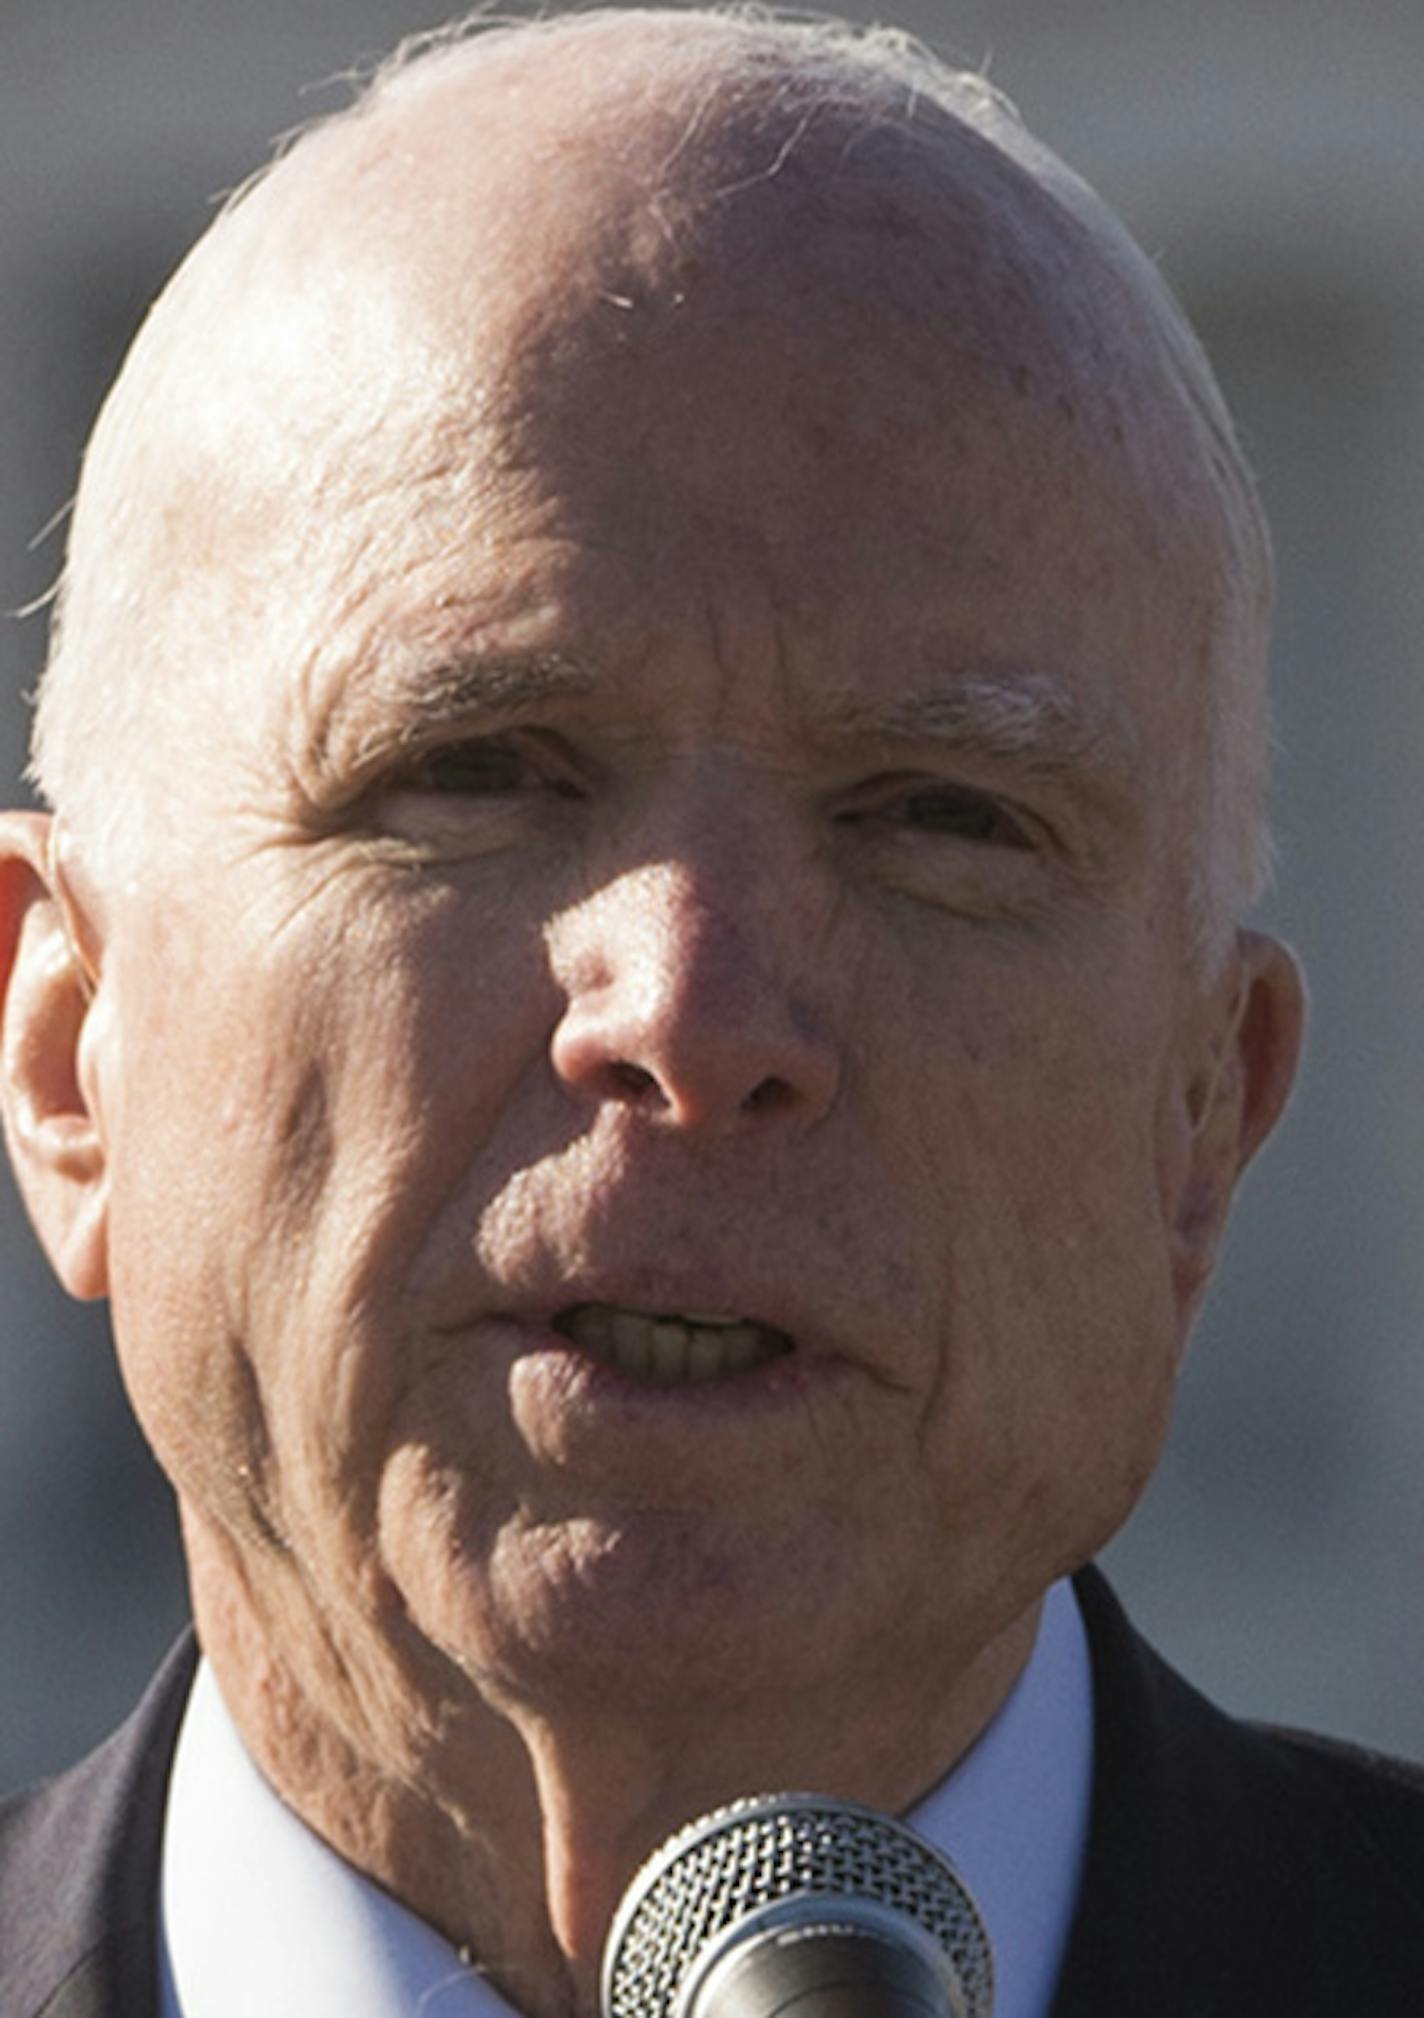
[1169,927,1306,1321]
[0,811,111,1299]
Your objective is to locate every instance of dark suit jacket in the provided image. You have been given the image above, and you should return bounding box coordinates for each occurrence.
[5,1570,1424,2015]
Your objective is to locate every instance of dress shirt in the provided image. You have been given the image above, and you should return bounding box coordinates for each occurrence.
[160,1579,1092,2018]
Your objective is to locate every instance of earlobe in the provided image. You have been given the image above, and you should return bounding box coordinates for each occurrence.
[1170,928,1306,1317]
[0,811,111,1299]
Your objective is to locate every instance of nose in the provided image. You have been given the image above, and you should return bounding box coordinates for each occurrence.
[548,860,840,1133]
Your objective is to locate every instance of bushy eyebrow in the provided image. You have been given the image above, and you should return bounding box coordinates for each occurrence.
[321,647,1128,793]
[336,651,600,769]
[813,667,1134,778]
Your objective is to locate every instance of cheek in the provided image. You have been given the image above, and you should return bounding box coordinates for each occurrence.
[101,881,557,1542]
[888,942,1185,1569]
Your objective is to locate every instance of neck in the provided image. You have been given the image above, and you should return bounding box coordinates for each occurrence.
[184,1519,1040,2018]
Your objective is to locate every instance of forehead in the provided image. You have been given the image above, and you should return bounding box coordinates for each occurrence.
[192,30,1206,486]
[140,40,1224,795]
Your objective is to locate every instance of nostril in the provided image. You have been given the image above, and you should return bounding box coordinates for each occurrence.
[743,1075,794,1115]
[608,1060,660,1101]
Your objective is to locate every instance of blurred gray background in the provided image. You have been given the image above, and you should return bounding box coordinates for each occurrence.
[2,0,1422,1788]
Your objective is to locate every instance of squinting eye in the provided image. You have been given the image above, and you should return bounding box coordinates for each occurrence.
[895,786,1030,848]
[408,738,582,799]
[839,781,1032,849]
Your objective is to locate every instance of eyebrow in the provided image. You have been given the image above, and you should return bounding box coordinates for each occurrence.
[326,647,1129,789]
[813,666,1135,778]
[336,650,601,770]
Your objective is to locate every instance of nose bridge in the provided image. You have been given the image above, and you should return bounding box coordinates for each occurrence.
[548,825,839,1131]
[613,850,769,1011]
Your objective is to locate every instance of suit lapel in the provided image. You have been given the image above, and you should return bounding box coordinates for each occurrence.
[34,1927,158,2018]
[0,1634,195,2018]
[1054,1567,1424,2016]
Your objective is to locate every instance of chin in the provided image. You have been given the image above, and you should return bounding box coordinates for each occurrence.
[430,1508,858,1716]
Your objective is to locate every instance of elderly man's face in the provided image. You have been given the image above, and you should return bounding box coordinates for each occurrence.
[23,100,1295,1806]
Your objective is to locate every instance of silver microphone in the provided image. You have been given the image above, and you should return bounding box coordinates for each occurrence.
[600,1792,994,2018]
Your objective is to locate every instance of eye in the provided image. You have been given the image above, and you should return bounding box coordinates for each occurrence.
[839,779,1033,850]
[401,734,584,801]
[899,784,1031,845]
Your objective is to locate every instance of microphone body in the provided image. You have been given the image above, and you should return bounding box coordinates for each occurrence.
[601,1793,994,2018]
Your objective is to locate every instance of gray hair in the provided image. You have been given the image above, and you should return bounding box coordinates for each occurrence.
[29,5,1273,963]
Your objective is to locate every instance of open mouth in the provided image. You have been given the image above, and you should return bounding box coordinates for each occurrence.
[553,1303,794,1385]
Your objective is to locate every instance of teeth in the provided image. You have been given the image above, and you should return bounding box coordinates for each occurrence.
[687,1331,724,1382]
[612,1310,653,1378]
[651,1320,689,1383]
[558,1304,790,1383]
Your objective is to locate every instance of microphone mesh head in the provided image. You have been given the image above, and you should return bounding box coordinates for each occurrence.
[601,1792,994,2018]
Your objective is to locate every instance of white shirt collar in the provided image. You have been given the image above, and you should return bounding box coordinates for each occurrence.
[160,1579,1092,2018]
[913,1577,1095,2018]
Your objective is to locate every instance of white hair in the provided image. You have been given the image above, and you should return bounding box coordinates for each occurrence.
[29,5,1273,963]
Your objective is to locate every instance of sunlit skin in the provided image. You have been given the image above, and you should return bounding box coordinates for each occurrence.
[0,21,1303,2018]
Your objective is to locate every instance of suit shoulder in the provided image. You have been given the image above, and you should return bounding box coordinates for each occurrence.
[1258,1723,1424,1902]
[1058,1570,1424,2016]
